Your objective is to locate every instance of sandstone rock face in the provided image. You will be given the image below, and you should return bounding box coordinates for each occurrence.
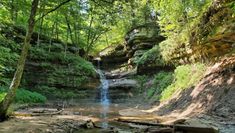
[97,44,128,71]
[105,78,138,102]
[108,79,138,89]
[125,22,165,66]
[94,22,171,102]
[98,22,165,72]
[0,23,99,99]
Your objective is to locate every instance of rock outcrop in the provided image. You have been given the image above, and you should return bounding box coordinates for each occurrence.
[95,22,168,102]
[125,22,165,67]
[0,23,99,99]
[108,79,138,89]
[97,22,169,74]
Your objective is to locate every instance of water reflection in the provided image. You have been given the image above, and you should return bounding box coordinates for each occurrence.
[97,69,110,128]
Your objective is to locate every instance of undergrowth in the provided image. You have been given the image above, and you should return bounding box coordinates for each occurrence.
[147,71,173,100]
[0,86,46,103]
[35,85,87,100]
[138,63,206,102]
[160,63,206,101]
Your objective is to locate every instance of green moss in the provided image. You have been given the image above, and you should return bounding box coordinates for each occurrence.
[28,46,96,88]
[136,45,165,66]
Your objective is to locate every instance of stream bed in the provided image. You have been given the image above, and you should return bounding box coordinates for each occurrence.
[0,100,145,133]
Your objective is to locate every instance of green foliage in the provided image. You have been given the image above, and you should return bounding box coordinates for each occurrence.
[0,36,19,85]
[160,63,206,101]
[14,89,46,104]
[137,45,165,66]
[147,71,173,99]
[152,0,215,63]
[142,64,205,101]
[231,2,235,12]
[0,86,46,103]
[72,56,96,76]
[0,92,6,102]
[135,75,149,93]
[28,45,96,88]
[159,37,186,63]
[35,85,87,99]
[154,0,212,36]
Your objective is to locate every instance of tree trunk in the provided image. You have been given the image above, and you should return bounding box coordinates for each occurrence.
[65,15,74,45]
[37,14,44,47]
[0,0,39,121]
[37,3,45,47]
[49,22,56,52]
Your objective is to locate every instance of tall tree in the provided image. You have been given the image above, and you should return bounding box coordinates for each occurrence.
[0,0,72,120]
[0,0,39,120]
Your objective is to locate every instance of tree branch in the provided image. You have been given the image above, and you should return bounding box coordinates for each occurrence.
[36,0,72,22]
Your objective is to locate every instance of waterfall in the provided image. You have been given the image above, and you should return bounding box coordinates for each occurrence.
[97,60,110,128]
[97,69,110,105]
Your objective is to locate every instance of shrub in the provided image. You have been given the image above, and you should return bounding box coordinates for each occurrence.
[135,75,149,93]
[147,71,173,99]
[0,36,19,86]
[15,89,47,103]
[0,86,46,103]
[160,63,206,101]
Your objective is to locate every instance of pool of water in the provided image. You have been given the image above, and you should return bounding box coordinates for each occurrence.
[66,102,138,133]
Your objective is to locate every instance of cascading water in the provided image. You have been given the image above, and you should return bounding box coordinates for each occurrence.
[97,60,110,128]
[97,69,110,105]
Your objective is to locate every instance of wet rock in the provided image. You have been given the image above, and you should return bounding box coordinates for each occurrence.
[80,120,95,129]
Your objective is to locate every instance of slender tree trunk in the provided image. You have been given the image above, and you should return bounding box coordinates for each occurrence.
[37,3,45,47]
[49,22,56,52]
[55,22,59,40]
[37,14,44,47]
[0,0,39,121]
[65,15,74,45]
[64,27,69,57]
[105,33,109,46]
[85,16,94,58]
[74,22,78,45]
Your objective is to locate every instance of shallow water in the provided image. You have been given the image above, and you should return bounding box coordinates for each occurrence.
[67,102,137,133]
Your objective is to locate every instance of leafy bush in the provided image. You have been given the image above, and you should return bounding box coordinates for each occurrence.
[0,36,19,85]
[135,75,149,93]
[0,86,46,103]
[160,63,206,101]
[15,89,46,103]
[147,71,173,99]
